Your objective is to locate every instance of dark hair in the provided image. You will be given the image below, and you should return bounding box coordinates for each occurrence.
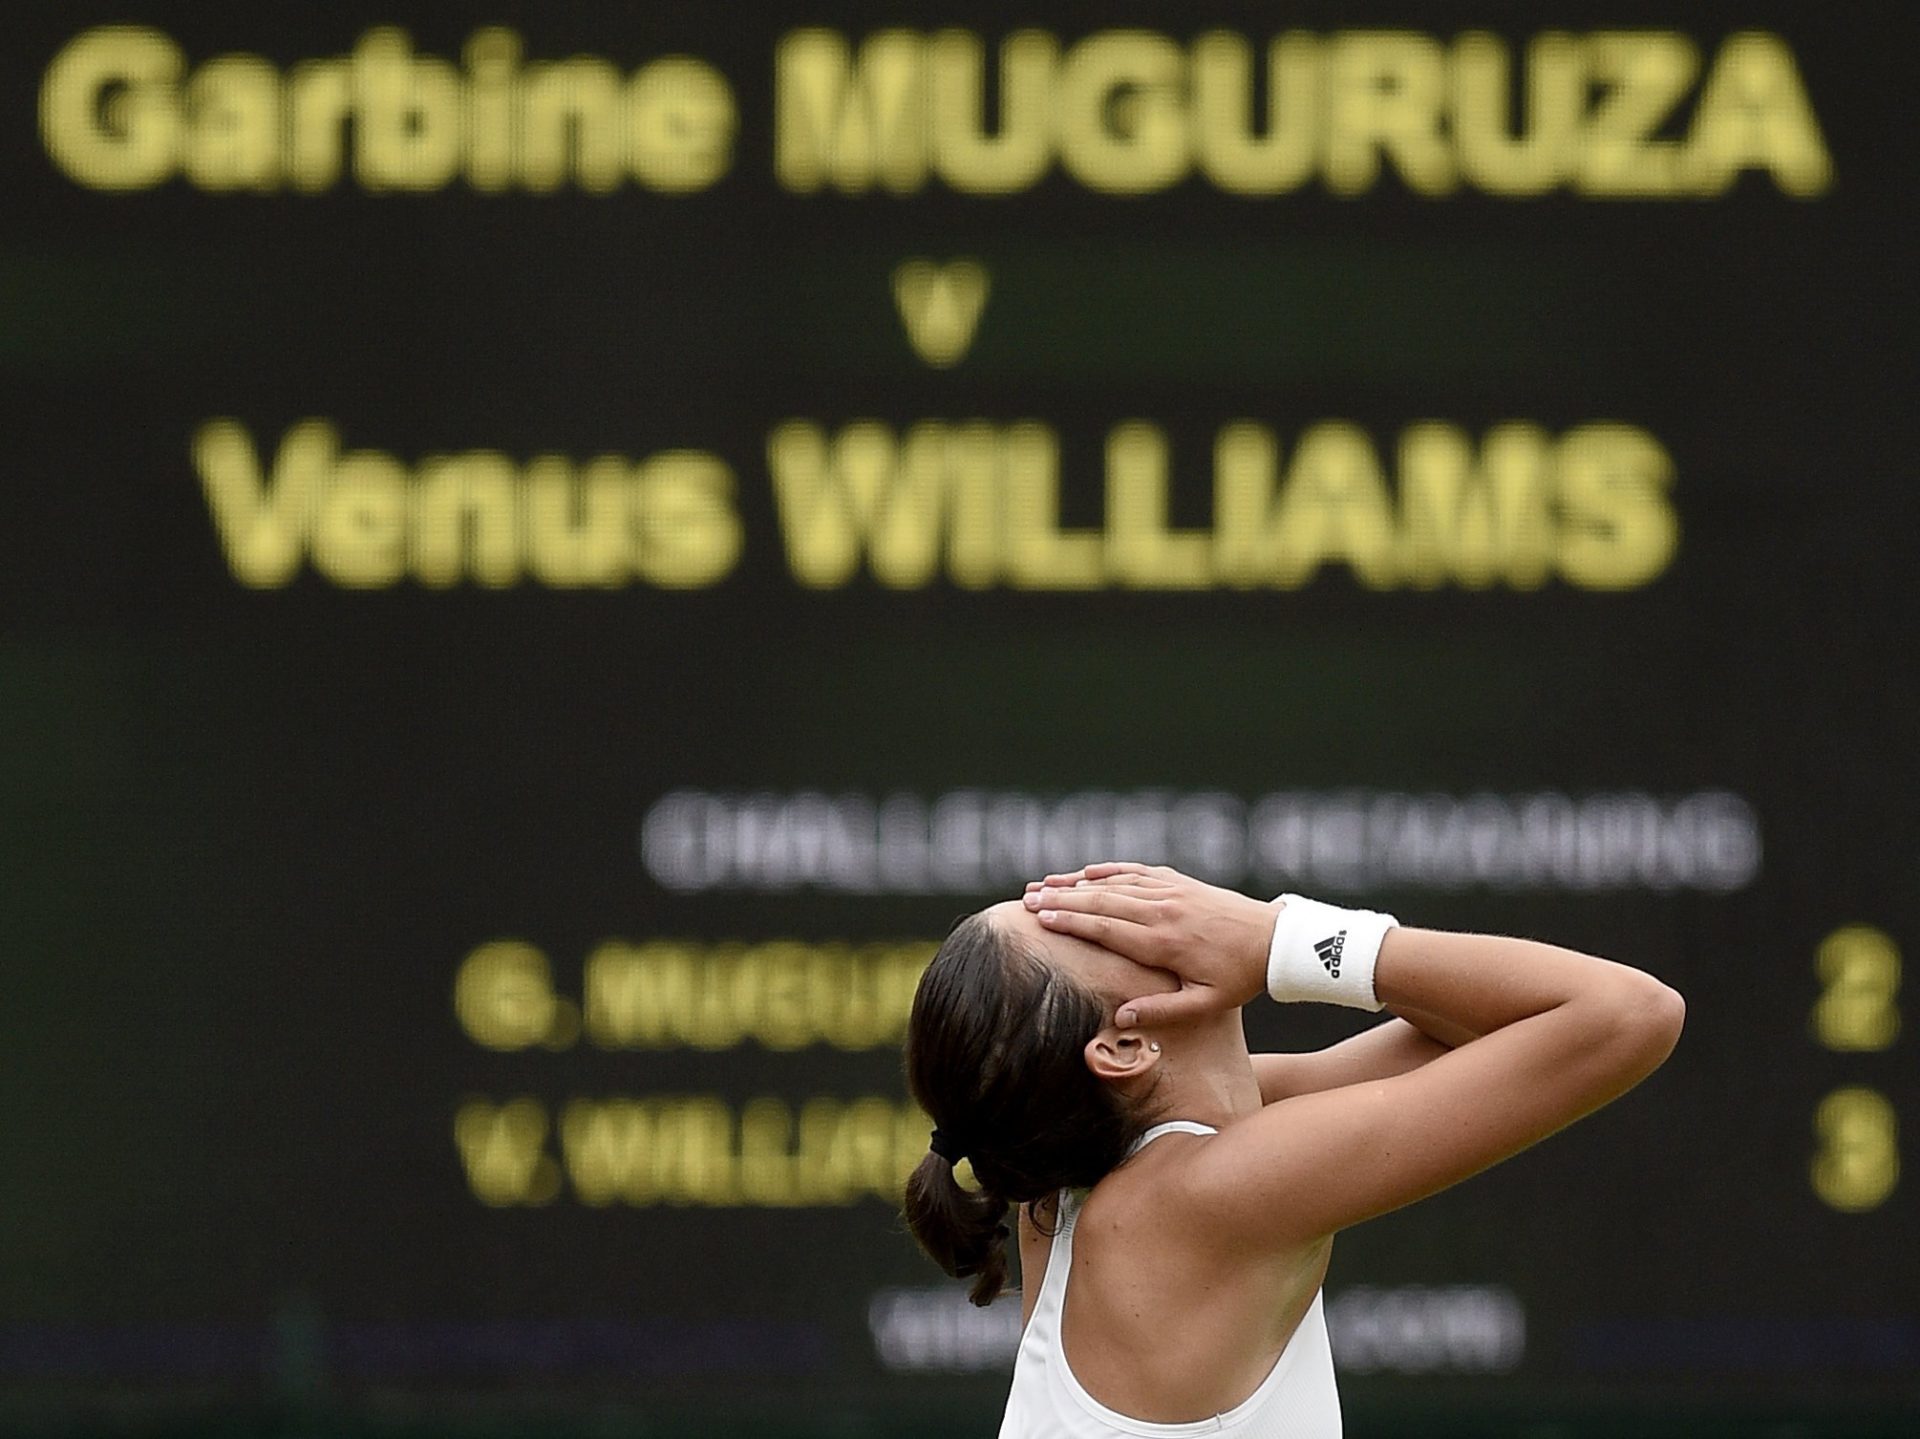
[902,913,1155,1306]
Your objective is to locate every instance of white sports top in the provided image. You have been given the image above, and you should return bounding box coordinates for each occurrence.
[997,1121,1341,1438]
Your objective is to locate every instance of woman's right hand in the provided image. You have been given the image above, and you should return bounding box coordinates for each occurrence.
[1022,862,1276,1027]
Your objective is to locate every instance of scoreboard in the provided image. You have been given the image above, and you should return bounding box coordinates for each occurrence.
[3,2,1916,1431]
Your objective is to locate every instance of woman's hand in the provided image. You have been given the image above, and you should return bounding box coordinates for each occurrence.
[1021,862,1276,1026]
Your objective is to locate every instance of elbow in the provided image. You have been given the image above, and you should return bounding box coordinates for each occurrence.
[1612,974,1686,1074]
[1645,979,1686,1058]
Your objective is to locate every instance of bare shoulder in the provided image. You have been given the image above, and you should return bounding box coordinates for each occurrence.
[1071,1136,1331,1377]
[1092,1132,1304,1277]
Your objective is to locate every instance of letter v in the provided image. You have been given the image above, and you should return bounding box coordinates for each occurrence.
[191,418,334,587]
[892,257,990,367]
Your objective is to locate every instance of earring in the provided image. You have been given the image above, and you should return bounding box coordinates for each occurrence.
[1148,1042,1161,1052]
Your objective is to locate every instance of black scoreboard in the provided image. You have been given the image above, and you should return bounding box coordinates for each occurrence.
[4,2,1916,1432]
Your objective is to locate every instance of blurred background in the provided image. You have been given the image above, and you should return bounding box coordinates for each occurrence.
[3,2,1916,1435]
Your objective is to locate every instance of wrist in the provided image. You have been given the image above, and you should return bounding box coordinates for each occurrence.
[1239,892,1285,994]
[1266,894,1398,1011]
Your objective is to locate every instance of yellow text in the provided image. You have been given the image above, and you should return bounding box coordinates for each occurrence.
[454,1094,929,1207]
[777,27,1830,199]
[41,26,735,193]
[768,418,1678,592]
[193,419,741,590]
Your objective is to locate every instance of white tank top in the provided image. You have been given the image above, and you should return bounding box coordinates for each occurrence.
[996,1121,1342,1438]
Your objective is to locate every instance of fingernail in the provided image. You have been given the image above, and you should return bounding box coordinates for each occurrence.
[1038,909,1057,923]
[1022,891,1040,908]
[1117,1008,1137,1026]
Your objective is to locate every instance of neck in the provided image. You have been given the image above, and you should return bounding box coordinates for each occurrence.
[1149,1011,1263,1129]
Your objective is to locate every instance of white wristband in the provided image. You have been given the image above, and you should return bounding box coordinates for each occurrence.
[1266,893,1398,1011]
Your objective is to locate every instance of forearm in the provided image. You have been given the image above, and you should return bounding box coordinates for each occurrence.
[1253,923,1676,1115]
[1389,1000,1480,1049]
[1253,1016,1451,1103]
[1373,927,1679,1041]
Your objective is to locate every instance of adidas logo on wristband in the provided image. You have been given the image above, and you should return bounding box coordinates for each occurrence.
[1269,897,1393,1012]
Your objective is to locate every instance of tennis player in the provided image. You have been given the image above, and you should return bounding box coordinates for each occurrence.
[902,862,1683,1437]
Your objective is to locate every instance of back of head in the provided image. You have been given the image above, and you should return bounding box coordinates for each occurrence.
[902,912,1151,1305]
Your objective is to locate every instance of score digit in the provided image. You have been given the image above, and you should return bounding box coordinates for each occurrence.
[1811,925,1901,1052]
[1810,1087,1900,1212]
[1808,926,1902,1212]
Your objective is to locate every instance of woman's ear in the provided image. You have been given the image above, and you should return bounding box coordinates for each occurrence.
[1084,1026,1163,1086]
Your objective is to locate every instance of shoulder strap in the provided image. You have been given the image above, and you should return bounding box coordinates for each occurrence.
[1126,1119,1220,1157]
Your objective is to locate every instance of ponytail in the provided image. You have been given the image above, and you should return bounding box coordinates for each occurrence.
[902,1150,1013,1306]
[902,913,1153,1307]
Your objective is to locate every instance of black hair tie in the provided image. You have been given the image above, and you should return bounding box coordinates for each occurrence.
[928,1128,965,1164]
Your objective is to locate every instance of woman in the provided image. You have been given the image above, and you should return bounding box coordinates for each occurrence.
[902,862,1684,1437]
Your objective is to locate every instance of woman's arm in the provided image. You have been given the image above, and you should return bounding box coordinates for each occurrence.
[1253,1003,1476,1103]
[1026,867,1682,1249]
[1192,927,1682,1247]
[1252,1025,1440,1103]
